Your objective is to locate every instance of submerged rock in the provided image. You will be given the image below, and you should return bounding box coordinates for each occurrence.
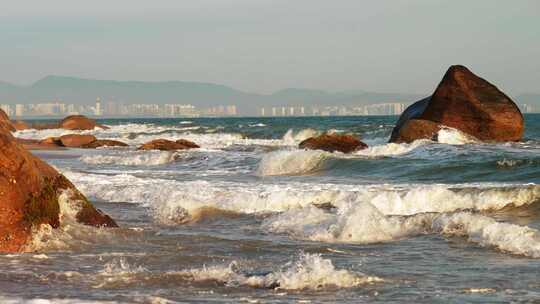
[299,134,368,153]
[390,65,524,143]
[138,139,200,151]
[82,139,128,148]
[0,110,117,252]
[59,134,97,148]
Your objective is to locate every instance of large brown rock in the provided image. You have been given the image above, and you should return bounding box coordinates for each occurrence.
[299,134,368,153]
[0,110,15,132]
[16,138,65,150]
[390,65,524,143]
[138,139,200,151]
[60,115,98,130]
[0,111,117,252]
[392,119,442,143]
[59,134,97,148]
[82,139,128,149]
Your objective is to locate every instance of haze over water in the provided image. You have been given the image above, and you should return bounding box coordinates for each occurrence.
[1,114,539,303]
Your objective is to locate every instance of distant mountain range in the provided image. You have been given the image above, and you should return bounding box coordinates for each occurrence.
[0,76,538,115]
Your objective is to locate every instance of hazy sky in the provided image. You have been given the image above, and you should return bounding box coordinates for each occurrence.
[1,0,539,95]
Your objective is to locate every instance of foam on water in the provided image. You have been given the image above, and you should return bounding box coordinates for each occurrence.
[436,127,479,145]
[257,149,329,176]
[62,170,540,222]
[182,253,382,290]
[14,123,287,148]
[282,128,320,145]
[354,139,431,158]
[80,151,180,166]
[25,190,121,252]
[0,297,118,304]
[263,203,434,243]
[264,203,540,257]
[432,212,540,257]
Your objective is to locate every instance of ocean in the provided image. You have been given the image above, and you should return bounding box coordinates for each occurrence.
[2,114,540,303]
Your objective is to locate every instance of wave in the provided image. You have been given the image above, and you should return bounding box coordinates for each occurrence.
[181,253,382,290]
[282,128,320,145]
[62,170,540,221]
[80,151,180,166]
[84,253,381,291]
[437,127,479,145]
[257,149,329,176]
[354,139,431,158]
[264,203,540,257]
[24,190,128,252]
[14,123,284,148]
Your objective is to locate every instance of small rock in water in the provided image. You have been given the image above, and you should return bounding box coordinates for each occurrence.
[299,134,368,153]
[138,138,200,151]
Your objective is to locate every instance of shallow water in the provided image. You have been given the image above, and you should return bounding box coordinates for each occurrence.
[3,114,540,303]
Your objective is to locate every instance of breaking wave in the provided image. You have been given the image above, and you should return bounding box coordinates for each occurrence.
[181,253,382,290]
[354,139,431,158]
[80,151,180,166]
[62,170,540,223]
[264,203,540,257]
[25,190,125,252]
[282,128,320,145]
[257,149,329,176]
[437,127,479,145]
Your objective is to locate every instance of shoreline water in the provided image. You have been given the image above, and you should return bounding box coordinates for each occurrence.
[1,114,539,303]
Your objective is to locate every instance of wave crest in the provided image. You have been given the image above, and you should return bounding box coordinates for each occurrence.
[80,151,180,166]
[184,253,382,290]
[257,150,329,176]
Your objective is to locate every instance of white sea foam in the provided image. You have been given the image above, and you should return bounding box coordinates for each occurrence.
[354,139,431,158]
[432,212,540,257]
[80,151,180,166]
[282,128,320,145]
[257,149,329,176]
[436,127,478,145]
[263,203,433,243]
[14,123,286,148]
[496,158,524,167]
[183,253,382,290]
[25,190,120,252]
[264,203,540,257]
[0,297,118,304]
[93,257,148,288]
[62,170,540,223]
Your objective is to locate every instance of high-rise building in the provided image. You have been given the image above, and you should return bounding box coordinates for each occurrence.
[15,104,24,116]
[95,97,102,116]
[0,104,12,116]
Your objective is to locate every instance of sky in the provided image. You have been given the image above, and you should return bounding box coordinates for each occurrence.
[1,0,539,96]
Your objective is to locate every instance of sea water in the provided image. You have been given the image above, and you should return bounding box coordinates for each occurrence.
[2,114,540,303]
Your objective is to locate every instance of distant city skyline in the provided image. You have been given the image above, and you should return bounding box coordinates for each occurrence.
[1,0,539,96]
